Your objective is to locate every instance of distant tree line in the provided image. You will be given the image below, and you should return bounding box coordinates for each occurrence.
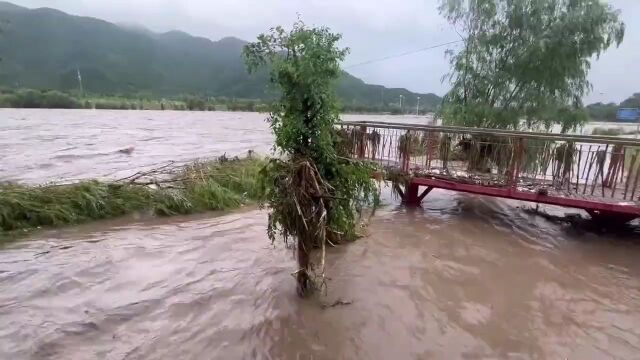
[340,102,437,115]
[0,89,81,109]
[0,88,432,114]
[0,88,272,111]
[586,93,640,122]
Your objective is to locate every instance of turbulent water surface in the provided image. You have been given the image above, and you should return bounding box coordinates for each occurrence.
[1,109,639,359]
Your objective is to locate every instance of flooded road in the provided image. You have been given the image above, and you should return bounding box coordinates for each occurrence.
[1,109,640,359]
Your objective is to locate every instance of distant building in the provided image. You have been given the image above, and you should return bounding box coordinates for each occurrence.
[616,108,639,123]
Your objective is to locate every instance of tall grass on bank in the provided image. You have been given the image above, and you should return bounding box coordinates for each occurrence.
[0,156,265,235]
[0,89,81,109]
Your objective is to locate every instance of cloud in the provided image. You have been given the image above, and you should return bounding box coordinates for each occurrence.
[586,0,640,103]
[10,0,640,103]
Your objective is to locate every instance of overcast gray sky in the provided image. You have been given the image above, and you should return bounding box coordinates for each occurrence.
[11,0,640,104]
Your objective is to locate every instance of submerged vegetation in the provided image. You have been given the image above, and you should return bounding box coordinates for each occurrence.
[0,156,265,237]
[244,22,379,296]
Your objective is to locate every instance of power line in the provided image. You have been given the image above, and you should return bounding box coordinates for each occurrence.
[343,40,462,69]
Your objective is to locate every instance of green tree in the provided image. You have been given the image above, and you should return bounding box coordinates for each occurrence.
[439,0,625,131]
[586,102,618,122]
[184,96,206,111]
[620,93,640,108]
[244,22,378,296]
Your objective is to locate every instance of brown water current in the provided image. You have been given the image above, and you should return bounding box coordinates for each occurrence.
[1,109,640,359]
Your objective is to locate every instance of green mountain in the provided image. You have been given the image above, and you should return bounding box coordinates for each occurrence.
[0,2,441,110]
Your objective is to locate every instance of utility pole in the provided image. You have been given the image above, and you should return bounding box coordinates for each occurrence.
[416,96,420,116]
[399,95,404,113]
[76,67,84,97]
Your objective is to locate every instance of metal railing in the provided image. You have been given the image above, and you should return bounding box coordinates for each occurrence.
[338,121,640,203]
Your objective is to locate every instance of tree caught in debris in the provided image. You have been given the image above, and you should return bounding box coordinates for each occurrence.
[244,21,379,297]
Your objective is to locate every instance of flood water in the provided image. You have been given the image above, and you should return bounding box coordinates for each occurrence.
[1,109,640,359]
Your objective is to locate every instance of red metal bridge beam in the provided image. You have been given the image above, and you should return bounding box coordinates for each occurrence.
[409,177,640,220]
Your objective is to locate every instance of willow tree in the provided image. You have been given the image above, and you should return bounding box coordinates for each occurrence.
[439,0,625,131]
[244,22,378,297]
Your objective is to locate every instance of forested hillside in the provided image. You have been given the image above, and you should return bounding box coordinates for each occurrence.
[0,1,441,111]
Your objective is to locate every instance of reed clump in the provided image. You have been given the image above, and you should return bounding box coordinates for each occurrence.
[0,156,265,235]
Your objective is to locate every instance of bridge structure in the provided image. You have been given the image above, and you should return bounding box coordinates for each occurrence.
[338,121,640,224]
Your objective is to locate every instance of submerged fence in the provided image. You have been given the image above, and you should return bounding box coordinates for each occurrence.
[338,121,640,204]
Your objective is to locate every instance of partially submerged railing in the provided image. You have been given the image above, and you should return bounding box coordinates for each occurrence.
[338,121,640,204]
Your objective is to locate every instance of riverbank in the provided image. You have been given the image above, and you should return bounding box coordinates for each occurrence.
[0,89,435,115]
[591,126,640,136]
[0,89,269,112]
[0,156,265,240]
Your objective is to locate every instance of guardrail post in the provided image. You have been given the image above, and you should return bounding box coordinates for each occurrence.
[425,131,437,169]
[357,126,367,159]
[400,131,411,173]
[402,151,411,173]
[604,144,623,188]
[510,137,524,188]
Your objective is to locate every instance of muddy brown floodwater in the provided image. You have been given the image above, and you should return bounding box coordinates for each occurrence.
[1,109,640,359]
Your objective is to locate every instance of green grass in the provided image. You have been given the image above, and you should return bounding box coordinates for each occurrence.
[0,157,266,237]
